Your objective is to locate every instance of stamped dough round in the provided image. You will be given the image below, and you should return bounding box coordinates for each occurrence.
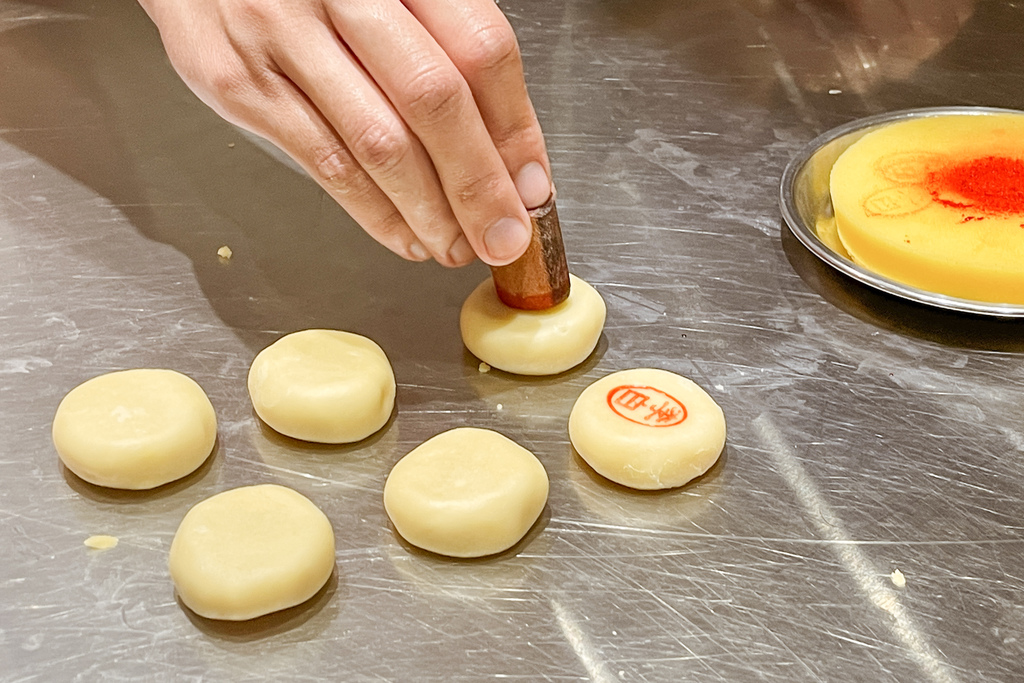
[247,329,396,443]
[569,368,726,490]
[383,428,549,558]
[169,484,335,621]
[460,274,606,376]
[52,369,217,490]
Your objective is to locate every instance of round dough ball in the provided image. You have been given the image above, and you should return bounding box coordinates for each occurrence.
[569,368,726,490]
[383,428,549,558]
[460,274,606,376]
[247,329,395,443]
[52,369,217,490]
[169,484,335,621]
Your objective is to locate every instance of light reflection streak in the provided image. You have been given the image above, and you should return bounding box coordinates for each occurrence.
[550,597,617,683]
[755,414,959,683]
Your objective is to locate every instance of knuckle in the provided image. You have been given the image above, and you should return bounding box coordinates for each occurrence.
[311,146,360,188]
[460,23,521,76]
[491,113,538,151]
[370,208,408,242]
[410,222,456,257]
[452,171,505,207]
[230,0,286,27]
[347,121,409,176]
[403,64,467,126]
[206,64,251,103]
[188,64,263,126]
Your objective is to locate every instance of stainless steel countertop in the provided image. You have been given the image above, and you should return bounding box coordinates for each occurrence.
[3,1,1023,681]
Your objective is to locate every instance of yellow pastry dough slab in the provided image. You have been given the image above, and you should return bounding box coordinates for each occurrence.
[460,274,605,376]
[569,368,725,490]
[169,484,335,621]
[247,329,396,443]
[383,428,549,558]
[830,113,1024,303]
[52,369,216,490]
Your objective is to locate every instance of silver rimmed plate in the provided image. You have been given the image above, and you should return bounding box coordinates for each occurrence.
[779,106,1024,318]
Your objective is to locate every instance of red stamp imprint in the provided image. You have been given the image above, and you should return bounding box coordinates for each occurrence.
[861,186,931,217]
[606,385,687,427]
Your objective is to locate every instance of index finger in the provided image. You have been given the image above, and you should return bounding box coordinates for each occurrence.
[404,0,554,211]
[326,0,533,266]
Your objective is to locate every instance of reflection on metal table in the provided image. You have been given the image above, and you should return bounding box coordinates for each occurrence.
[2,1,1023,681]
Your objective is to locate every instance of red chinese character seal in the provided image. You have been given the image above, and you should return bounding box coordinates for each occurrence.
[606,385,687,427]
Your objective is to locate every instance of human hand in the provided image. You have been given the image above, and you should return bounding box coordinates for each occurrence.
[138,0,553,267]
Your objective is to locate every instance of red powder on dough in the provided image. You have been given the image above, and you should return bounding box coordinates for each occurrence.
[926,155,1024,216]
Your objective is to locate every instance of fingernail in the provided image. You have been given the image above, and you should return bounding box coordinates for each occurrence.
[408,241,431,261]
[514,162,551,209]
[483,217,531,263]
[446,235,476,266]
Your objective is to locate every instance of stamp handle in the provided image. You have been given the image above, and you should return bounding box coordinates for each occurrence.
[489,193,571,310]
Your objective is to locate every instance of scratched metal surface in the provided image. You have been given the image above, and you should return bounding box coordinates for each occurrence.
[2,1,1024,681]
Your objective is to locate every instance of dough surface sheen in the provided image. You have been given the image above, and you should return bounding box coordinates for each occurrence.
[247,329,395,443]
[460,274,605,376]
[383,428,549,558]
[52,369,216,490]
[169,484,335,621]
[569,368,725,490]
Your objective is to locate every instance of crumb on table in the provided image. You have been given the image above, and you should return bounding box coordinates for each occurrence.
[84,535,118,550]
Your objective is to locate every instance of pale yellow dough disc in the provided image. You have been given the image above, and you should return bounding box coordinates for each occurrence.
[460,274,606,376]
[383,428,549,558]
[169,484,335,621]
[247,329,396,443]
[52,369,217,490]
[569,368,726,490]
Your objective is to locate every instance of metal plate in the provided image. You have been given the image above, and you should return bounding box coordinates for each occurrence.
[780,106,1024,318]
